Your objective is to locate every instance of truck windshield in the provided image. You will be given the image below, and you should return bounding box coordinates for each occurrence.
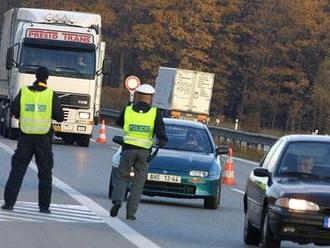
[19,45,96,79]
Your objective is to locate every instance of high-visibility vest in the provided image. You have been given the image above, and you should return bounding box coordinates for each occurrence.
[20,86,53,134]
[123,105,157,149]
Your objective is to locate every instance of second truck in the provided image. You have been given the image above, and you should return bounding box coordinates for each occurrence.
[0,8,107,147]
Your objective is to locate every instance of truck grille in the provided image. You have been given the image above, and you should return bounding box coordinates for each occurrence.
[56,92,90,109]
[63,110,69,121]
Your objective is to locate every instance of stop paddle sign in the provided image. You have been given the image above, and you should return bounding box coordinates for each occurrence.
[124,76,141,93]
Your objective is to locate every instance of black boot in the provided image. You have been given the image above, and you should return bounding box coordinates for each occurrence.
[1,204,13,211]
[110,201,121,217]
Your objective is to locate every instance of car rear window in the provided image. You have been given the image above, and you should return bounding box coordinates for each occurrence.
[277,141,330,178]
[163,124,213,154]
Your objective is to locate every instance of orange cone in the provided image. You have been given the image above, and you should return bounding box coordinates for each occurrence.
[222,148,236,185]
[96,119,107,143]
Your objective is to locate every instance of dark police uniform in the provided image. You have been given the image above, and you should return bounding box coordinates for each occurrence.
[2,67,64,213]
[110,101,168,219]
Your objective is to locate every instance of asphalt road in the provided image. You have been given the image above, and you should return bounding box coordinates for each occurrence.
[0,125,326,248]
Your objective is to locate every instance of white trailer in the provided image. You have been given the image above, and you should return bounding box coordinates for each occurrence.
[153,67,214,122]
[0,8,108,146]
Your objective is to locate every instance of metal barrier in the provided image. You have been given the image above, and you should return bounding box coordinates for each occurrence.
[100,108,278,150]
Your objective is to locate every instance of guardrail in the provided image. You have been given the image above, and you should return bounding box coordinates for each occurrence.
[100,108,278,151]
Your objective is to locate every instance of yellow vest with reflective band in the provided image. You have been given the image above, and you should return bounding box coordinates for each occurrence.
[123,105,157,149]
[20,86,53,134]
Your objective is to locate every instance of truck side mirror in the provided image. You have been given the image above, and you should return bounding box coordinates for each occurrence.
[102,59,111,76]
[6,47,14,70]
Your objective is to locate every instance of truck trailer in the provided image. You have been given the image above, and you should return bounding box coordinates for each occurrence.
[153,67,214,123]
[0,8,107,147]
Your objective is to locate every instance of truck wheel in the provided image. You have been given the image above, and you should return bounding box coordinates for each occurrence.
[204,184,221,209]
[62,134,75,145]
[76,134,90,147]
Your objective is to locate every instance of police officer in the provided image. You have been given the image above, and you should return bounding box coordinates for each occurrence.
[110,84,168,220]
[1,67,64,213]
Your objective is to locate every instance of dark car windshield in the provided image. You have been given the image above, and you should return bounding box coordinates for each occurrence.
[162,124,213,154]
[19,45,96,79]
[276,141,330,179]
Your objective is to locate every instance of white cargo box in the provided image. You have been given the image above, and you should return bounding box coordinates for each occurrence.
[153,67,214,115]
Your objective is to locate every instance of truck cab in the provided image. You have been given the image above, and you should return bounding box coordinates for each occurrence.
[0,8,107,146]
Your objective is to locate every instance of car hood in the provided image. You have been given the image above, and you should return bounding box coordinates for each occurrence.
[149,149,215,172]
[275,177,330,207]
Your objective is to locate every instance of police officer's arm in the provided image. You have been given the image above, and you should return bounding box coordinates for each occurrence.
[52,92,64,122]
[154,109,168,147]
[10,90,21,118]
[116,108,125,128]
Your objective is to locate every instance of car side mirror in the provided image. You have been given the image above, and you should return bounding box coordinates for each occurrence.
[216,146,229,155]
[253,168,271,178]
[112,135,123,145]
[6,47,14,70]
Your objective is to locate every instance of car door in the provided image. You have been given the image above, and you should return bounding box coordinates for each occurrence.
[246,140,284,227]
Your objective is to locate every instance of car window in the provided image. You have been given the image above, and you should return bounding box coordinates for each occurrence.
[265,141,286,172]
[276,141,330,178]
[260,140,282,168]
[163,124,213,153]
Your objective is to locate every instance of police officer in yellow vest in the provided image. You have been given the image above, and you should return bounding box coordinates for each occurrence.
[2,67,64,213]
[110,84,168,220]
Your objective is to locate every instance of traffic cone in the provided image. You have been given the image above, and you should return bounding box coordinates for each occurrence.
[96,119,107,143]
[222,148,236,185]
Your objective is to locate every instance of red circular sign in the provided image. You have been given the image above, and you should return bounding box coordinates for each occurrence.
[124,76,141,92]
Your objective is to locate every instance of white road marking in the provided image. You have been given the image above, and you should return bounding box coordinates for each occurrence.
[0,200,104,223]
[0,141,160,248]
[230,188,245,195]
[232,157,259,166]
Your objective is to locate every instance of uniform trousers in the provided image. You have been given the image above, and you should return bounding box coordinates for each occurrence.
[4,133,53,210]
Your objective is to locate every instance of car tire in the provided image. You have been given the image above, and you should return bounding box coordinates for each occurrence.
[261,210,280,248]
[108,172,113,199]
[108,168,129,201]
[244,212,260,245]
[204,183,221,209]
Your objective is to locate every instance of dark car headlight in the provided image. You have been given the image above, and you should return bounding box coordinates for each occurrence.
[275,198,320,211]
[189,170,208,178]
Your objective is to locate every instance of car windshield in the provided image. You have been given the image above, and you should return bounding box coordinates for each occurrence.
[19,45,96,79]
[162,124,213,153]
[277,141,330,179]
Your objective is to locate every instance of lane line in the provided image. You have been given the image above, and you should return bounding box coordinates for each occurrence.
[230,188,245,195]
[0,141,160,248]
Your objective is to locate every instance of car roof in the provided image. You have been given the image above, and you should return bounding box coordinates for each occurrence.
[280,134,330,143]
[163,118,206,129]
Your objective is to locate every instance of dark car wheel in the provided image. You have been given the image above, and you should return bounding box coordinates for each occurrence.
[204,183,221,209]
[244,212,260,245]
[108,171,114,199]
[108,168,128,201]
[261,211,280,248]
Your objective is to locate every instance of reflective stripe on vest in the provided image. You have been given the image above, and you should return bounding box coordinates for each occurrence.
[20,86,53,134]
[123,105,157,149]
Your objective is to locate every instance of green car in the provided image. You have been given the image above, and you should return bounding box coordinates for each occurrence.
[109,118,228,209]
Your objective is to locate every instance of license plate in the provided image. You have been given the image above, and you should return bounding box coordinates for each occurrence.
[323,217,330,229]
[147,173,181,183]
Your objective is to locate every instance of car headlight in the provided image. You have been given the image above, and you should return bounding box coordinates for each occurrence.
[189,170,208,177]
[275,198,320,211]
[79,112,90,119]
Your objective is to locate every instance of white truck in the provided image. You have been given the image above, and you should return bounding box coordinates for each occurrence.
[0,8,107,147]
[153,67,214,122]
